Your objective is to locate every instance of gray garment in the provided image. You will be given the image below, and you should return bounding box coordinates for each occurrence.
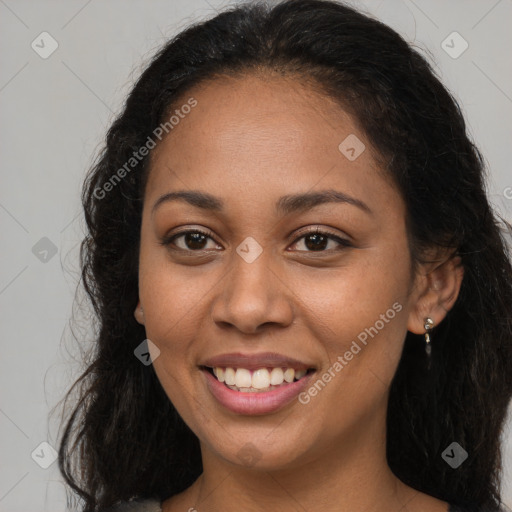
[105,498,512,511]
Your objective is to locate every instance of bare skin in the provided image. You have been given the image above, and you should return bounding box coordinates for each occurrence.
[134,72,463,512]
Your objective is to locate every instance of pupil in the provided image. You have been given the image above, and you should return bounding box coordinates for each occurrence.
[186,233,207,250]
[184,233,328,251]
[305,234,327,251]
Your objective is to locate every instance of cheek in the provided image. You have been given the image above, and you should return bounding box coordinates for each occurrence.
[138,253,212,430]
[294,243,410,384]
[138,237,218,342]
[303,249,408,328]
[292,274,408,434]
[137,263,201,415]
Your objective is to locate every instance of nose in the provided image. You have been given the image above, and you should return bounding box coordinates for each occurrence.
[210,247,294,334]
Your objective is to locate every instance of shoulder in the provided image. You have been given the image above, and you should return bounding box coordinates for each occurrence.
[102,498,162,512]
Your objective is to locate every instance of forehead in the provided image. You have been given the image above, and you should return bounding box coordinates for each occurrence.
[151,72,358,161]
[145,73,401,217]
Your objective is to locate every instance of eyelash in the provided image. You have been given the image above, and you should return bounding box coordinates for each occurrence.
[159,226,352,253]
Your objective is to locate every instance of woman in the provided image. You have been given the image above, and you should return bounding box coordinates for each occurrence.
[56,1,512,511]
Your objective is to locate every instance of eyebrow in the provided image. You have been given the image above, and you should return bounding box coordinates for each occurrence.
[151,189,373,216]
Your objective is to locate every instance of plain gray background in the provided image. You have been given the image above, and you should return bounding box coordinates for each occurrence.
[1,0,511,510]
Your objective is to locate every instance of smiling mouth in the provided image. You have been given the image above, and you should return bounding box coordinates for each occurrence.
[201,365,316,393]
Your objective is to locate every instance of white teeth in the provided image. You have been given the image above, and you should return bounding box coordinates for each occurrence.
[269,367,284,385]
[211,366,310,391]
[252,368,270,389]
[224,367,236,386]
[234,368,252,388]
[283,368,295,383]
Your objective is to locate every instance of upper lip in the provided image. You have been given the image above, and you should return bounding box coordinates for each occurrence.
[200,352,316,371]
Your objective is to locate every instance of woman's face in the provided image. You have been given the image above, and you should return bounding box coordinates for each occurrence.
[137,73,421,470]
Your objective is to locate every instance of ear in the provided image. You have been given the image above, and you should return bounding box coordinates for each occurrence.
[407,250,464,335]
[134,300,145,326]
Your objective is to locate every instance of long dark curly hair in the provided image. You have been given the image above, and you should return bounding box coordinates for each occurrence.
[55,1,512,511]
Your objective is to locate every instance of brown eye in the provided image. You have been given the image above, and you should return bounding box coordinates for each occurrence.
[180,232,208,250]
[290,227,352,252]
[303,232,329,251]
[160,229,220,251]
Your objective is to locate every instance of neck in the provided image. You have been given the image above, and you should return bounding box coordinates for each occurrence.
[177,409,413,512]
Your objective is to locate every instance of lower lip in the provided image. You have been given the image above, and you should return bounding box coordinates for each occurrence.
[201,368,315,415]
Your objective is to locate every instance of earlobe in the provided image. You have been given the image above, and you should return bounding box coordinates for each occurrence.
[407,253,464,335]
[134,300,145,325]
